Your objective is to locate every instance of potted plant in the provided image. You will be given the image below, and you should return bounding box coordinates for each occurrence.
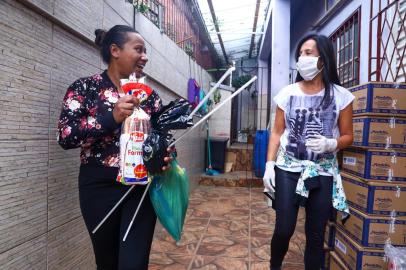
[184,42,194,56]
[134,0,149,14]
[232,74,252,89]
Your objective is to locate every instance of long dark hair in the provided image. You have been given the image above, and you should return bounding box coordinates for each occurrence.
[295,34,341,109]
[94,25,139,64]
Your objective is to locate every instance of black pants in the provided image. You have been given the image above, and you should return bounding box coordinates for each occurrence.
[79,165,157,270]
[270,167,333,270]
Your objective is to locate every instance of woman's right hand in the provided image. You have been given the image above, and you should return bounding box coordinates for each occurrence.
[263,161,276,193]
[113,95,140,123]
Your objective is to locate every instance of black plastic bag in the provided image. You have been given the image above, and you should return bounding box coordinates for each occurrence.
[142,131,172,175]
[143,99,192,174]
[151,98,193,132]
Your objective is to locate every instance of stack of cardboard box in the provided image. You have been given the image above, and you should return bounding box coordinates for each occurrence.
[326,82,406,270]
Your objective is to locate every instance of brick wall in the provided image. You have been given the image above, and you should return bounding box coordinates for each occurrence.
[0,0,214,268]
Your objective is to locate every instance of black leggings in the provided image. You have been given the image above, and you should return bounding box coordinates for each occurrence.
[270,167,333,270]
[79,165,157,270]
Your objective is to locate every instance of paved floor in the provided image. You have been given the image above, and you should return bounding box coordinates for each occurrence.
[149,186,306,269]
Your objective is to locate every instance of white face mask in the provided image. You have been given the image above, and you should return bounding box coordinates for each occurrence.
[296,56,323,81]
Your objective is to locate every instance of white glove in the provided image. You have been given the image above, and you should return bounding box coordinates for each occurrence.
[263,161,276,193]
[305,135,337,154]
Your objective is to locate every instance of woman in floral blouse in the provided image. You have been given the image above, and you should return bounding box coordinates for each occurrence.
[57,25,168,270]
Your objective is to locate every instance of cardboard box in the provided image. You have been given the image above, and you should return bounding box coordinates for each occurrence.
[341,172,406,216]
[349,82,406,116]
[329,251,349,270]
[336,207,406,248]
[342,148,406,182]
[334,228,387,270]
[352,117,406,149]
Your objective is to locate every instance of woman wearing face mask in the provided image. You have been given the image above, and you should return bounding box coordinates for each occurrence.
[263,34,354,269]
[57,25,171,270]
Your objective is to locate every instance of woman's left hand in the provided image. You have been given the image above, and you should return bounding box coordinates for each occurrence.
[306,135,337,154]
[161,146,176,171]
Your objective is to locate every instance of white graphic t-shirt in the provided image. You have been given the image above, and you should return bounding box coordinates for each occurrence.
[274,83,354,174]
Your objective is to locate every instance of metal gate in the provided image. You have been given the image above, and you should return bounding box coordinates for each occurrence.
[230,65,271,144]
[369,0,406,82]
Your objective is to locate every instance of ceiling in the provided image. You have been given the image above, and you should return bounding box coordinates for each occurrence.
[197,0,270,64]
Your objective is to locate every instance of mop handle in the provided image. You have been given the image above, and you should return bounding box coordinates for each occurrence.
[188,66,235,119]
[92,185,136,234]
[169,76,257,148]
[206,121,212,168]
[122,181,152,241]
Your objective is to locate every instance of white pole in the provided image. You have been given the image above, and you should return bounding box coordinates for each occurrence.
[122,181,152,241]
[188,66,235,119]
[92,185,136,234]
[169,76,257,148]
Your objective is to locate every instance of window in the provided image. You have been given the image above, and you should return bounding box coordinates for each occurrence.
[330,10,360,87]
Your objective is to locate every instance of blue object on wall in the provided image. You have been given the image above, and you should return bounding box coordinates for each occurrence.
[253,130,269,178]
[198,88,208,115]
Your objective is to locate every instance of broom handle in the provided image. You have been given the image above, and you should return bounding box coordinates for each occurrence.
[188,66,235,119]
[122,181,152,241]
[169,76,257,148]
[92,185,135,234]
[206,121,212,168]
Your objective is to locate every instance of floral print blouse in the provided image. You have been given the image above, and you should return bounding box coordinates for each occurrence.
[57,71,162,167]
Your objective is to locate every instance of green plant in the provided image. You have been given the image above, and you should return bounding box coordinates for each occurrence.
[135,1,149,13]
[184,43,193,56]
[213,89,221,104]
[232,75,252,89]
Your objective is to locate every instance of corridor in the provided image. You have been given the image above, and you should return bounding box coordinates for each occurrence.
[149,186,306,269]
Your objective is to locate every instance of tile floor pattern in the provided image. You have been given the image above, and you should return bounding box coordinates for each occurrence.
[149,186,306,269]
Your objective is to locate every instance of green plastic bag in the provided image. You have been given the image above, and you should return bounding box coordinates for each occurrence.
[150,158,189,242]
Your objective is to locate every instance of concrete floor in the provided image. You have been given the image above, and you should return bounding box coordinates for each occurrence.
[149,186,306,270]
